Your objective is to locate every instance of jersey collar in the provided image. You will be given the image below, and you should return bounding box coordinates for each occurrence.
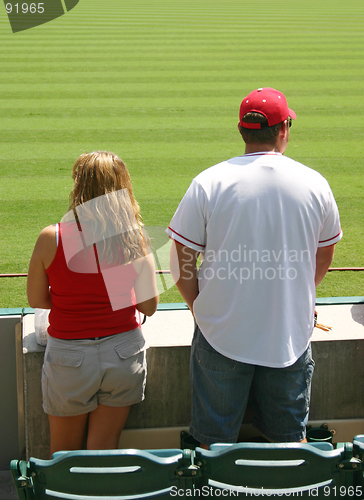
[244,151,283,157]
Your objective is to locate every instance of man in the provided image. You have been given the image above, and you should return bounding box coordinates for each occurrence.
[167,88,342,446]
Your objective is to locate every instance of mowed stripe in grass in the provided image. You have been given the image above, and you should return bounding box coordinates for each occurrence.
[0,0,363,306]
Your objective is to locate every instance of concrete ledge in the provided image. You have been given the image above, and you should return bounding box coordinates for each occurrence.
[310,304,364,420]
[22,303,364,459]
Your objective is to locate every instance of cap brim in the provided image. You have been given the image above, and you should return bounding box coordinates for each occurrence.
[289,108,296,120]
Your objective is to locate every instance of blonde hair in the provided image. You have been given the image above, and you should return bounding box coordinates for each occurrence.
[67,151,148,264]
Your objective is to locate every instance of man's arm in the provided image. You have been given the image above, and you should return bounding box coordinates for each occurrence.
[315,245,335,287]
[170,241,199,314]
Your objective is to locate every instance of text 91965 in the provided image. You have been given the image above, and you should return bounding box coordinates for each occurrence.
[6,3,44,13]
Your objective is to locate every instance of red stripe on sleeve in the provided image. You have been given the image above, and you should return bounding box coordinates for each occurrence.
[167,227,205,249]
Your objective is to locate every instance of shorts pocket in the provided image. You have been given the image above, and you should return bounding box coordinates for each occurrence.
[45,348,84,367]
[114,337,146,360]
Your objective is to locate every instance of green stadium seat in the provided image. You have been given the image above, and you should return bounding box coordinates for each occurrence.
[194,441,356,498]
[10,448,194,499]
[10,440,363,499]
[353,435,364,489]
[353,434,364,457]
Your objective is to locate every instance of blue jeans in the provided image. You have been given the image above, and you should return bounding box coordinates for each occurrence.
[189,325,314,444]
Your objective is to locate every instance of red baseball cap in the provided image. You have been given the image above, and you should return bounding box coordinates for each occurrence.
[239,88,296,129]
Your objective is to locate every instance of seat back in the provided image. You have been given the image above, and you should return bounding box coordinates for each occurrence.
[353,435,364,489]
[194,442,352,498]
[12,448,191,499]
[353,434,364,459]
[11,441,363,499]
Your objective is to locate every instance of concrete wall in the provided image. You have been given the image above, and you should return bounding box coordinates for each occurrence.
[0,315,24,469]
[22,304,364,459]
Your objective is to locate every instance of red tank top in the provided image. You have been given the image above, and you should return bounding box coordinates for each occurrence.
[46,221,139,339]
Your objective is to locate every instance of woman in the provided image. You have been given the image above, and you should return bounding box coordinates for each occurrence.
[27,151,158,456]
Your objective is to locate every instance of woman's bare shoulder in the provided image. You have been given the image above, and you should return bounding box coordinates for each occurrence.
[40,224,56,236]
[36,225,57,246]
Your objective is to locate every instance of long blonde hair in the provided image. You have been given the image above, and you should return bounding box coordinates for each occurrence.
[67,151,148,264]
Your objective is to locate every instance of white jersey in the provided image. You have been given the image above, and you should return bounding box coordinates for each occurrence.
[167,152,342,367]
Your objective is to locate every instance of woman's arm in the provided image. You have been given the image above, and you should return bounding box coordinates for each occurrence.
[132,253,159,316]
[27,225,57,309]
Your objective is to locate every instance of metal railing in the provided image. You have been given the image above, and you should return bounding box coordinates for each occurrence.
[1,268,364,278]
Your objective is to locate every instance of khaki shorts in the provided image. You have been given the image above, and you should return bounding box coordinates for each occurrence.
[42,328,146,416]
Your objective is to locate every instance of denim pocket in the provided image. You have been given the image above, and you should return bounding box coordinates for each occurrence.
[195,329,237,372]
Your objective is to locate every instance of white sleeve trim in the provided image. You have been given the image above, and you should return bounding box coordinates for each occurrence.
[318,229,343,247]
[165,227,205,252]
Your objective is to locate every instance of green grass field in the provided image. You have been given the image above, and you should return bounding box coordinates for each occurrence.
[0,0,363,308]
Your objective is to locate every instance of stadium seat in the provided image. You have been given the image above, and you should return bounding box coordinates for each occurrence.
[353,434,364,457]
[353,435,364,488]
[10,448,194,499]
[194,441,357,498]
[10,440,363,499]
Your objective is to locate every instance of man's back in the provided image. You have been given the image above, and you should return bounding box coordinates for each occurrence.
[168,152,342,367]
